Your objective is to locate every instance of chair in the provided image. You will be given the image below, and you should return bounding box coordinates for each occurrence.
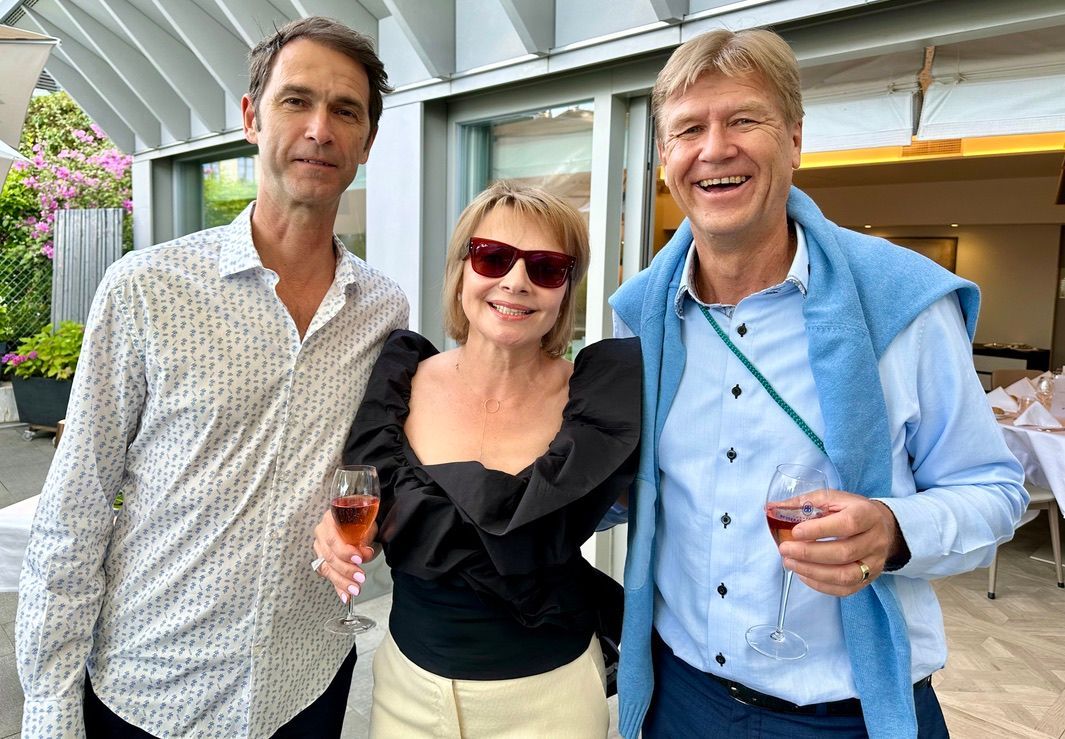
[990,368,1043,389]
[987,484,1063,598]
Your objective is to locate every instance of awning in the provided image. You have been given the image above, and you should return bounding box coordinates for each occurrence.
[800,51,920,153]
[0,25,58,186]
[917,27,1065,141]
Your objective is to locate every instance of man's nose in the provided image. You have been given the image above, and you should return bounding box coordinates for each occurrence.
[305,107,335,145]
[698,124,736,162]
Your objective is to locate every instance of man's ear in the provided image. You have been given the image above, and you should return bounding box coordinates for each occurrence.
[790,119,802,170]
[359,127,378,165]
[241,94,258,144]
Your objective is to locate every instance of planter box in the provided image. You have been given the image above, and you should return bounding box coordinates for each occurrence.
[11,376,73,428]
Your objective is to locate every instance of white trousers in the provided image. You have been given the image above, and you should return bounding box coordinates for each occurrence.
[369,631,609,738]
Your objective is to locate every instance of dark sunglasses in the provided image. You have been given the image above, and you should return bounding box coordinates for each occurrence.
[465,237,576,289]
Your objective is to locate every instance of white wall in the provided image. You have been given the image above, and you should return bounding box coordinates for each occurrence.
[804,179,1064,350]
[859,225,1059,347]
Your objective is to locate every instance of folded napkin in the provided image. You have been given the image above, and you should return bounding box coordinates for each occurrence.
[1005,377,1037,399]
[1013,401,1063,429]
[987,386,1018,413]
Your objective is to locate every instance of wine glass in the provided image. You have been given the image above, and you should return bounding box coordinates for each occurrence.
[324,465,380,635]
[1036,375,1055,410]
[746,463,828,661]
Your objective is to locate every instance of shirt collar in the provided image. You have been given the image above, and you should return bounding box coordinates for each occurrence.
[673,221,810,318]
[217,201,353,289]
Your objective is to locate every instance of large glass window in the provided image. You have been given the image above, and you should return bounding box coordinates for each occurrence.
[195,151,368,259]
[461,102,593,352]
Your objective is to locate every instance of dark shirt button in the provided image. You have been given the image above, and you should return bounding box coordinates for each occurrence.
[717,582,727,598]
[716,652,726,666]
[731,384,742,399]
[721,512,731,528]
[726,447,737,463]
[737,323,748,337]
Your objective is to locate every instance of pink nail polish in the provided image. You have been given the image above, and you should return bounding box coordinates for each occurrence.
[340,592,349,604]
[347,584,360,596]
[353,572,366,584]
[351,555,363,565]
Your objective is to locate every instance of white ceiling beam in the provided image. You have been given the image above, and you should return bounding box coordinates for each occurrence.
[33,52,136,152]
[150,0,249,102]
[498,0,553,55]
[382,0,453,78]
[288,0,379,39]
[55,0,191,140]
[212,0,295,47]
[358,0,389,20]
[22,7,161,147]
[647,0,687,23]
[97,0,226,132]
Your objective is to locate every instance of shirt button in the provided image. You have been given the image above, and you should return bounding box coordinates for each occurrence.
[721,512,731,528]
[726,447,737,463]
[716,652,726,666]
[737,323,748,337]
[717,582,727,598]
[731,384,742,399]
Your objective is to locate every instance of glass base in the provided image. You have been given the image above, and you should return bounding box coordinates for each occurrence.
[324,614,376,636]
[745,624,808,660]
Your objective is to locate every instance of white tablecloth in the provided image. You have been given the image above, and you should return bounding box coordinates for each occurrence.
[1000,422,1065,516]
[0,493,38,592]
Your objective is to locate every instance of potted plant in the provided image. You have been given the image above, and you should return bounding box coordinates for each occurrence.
[2,321,83,428]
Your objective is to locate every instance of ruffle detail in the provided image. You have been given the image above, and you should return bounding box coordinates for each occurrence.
[342,329,640,627]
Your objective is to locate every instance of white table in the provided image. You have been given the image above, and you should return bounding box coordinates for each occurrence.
[0,493,39,592]
[1000,422,1065,516]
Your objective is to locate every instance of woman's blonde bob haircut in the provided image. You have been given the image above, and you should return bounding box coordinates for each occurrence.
[442,181,590,358]
[652,28,804,136]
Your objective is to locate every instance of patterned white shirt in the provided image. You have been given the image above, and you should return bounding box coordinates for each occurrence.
[16,204,408,738]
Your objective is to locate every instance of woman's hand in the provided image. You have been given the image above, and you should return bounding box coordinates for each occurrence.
[313,509,379,603]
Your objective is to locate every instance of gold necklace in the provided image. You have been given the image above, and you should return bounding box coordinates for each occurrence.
[454,359,505,461]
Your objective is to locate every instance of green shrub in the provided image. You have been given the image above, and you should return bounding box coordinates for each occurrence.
[2,321,84,380]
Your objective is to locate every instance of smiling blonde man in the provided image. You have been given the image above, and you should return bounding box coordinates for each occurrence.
[609,28,1026,739]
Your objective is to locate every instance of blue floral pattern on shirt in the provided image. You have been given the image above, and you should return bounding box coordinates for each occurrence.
[16,203,408,738]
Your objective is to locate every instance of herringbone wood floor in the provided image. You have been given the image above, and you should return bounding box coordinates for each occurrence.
[933,513,1065,738]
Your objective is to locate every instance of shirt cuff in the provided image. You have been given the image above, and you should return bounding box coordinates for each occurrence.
[596,502,628,531]
[20,697,86,739]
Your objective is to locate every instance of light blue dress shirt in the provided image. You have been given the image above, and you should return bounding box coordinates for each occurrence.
[613,225,1025,705]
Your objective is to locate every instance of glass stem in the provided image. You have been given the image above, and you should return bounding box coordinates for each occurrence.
[774,567,794,638]
[345,595,358,622]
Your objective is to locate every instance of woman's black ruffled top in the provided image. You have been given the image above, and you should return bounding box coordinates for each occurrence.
[343,330,640,679]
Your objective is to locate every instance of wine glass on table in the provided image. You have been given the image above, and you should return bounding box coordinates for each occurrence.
[324,464,380,636]
[746,463,828,661]
[1036,375,1055,410]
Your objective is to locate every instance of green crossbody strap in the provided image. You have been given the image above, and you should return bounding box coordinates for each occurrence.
[697,304,826,454]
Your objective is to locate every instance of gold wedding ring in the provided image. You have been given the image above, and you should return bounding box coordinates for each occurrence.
[856,560,871,584]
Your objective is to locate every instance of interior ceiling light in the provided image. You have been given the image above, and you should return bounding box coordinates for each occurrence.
[800,132,1065,171]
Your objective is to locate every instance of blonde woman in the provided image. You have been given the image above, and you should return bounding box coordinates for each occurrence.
[314,181,639,737]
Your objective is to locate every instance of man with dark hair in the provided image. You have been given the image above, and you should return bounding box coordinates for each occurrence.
[16,17,406,738]
[610,27,1026,739]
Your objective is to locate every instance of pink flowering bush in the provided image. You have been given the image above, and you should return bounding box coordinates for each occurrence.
[8,106,133,260]
[0,92,131,344]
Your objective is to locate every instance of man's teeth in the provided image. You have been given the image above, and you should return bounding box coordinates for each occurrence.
[491,304,532,316]
[698,175,749,187]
